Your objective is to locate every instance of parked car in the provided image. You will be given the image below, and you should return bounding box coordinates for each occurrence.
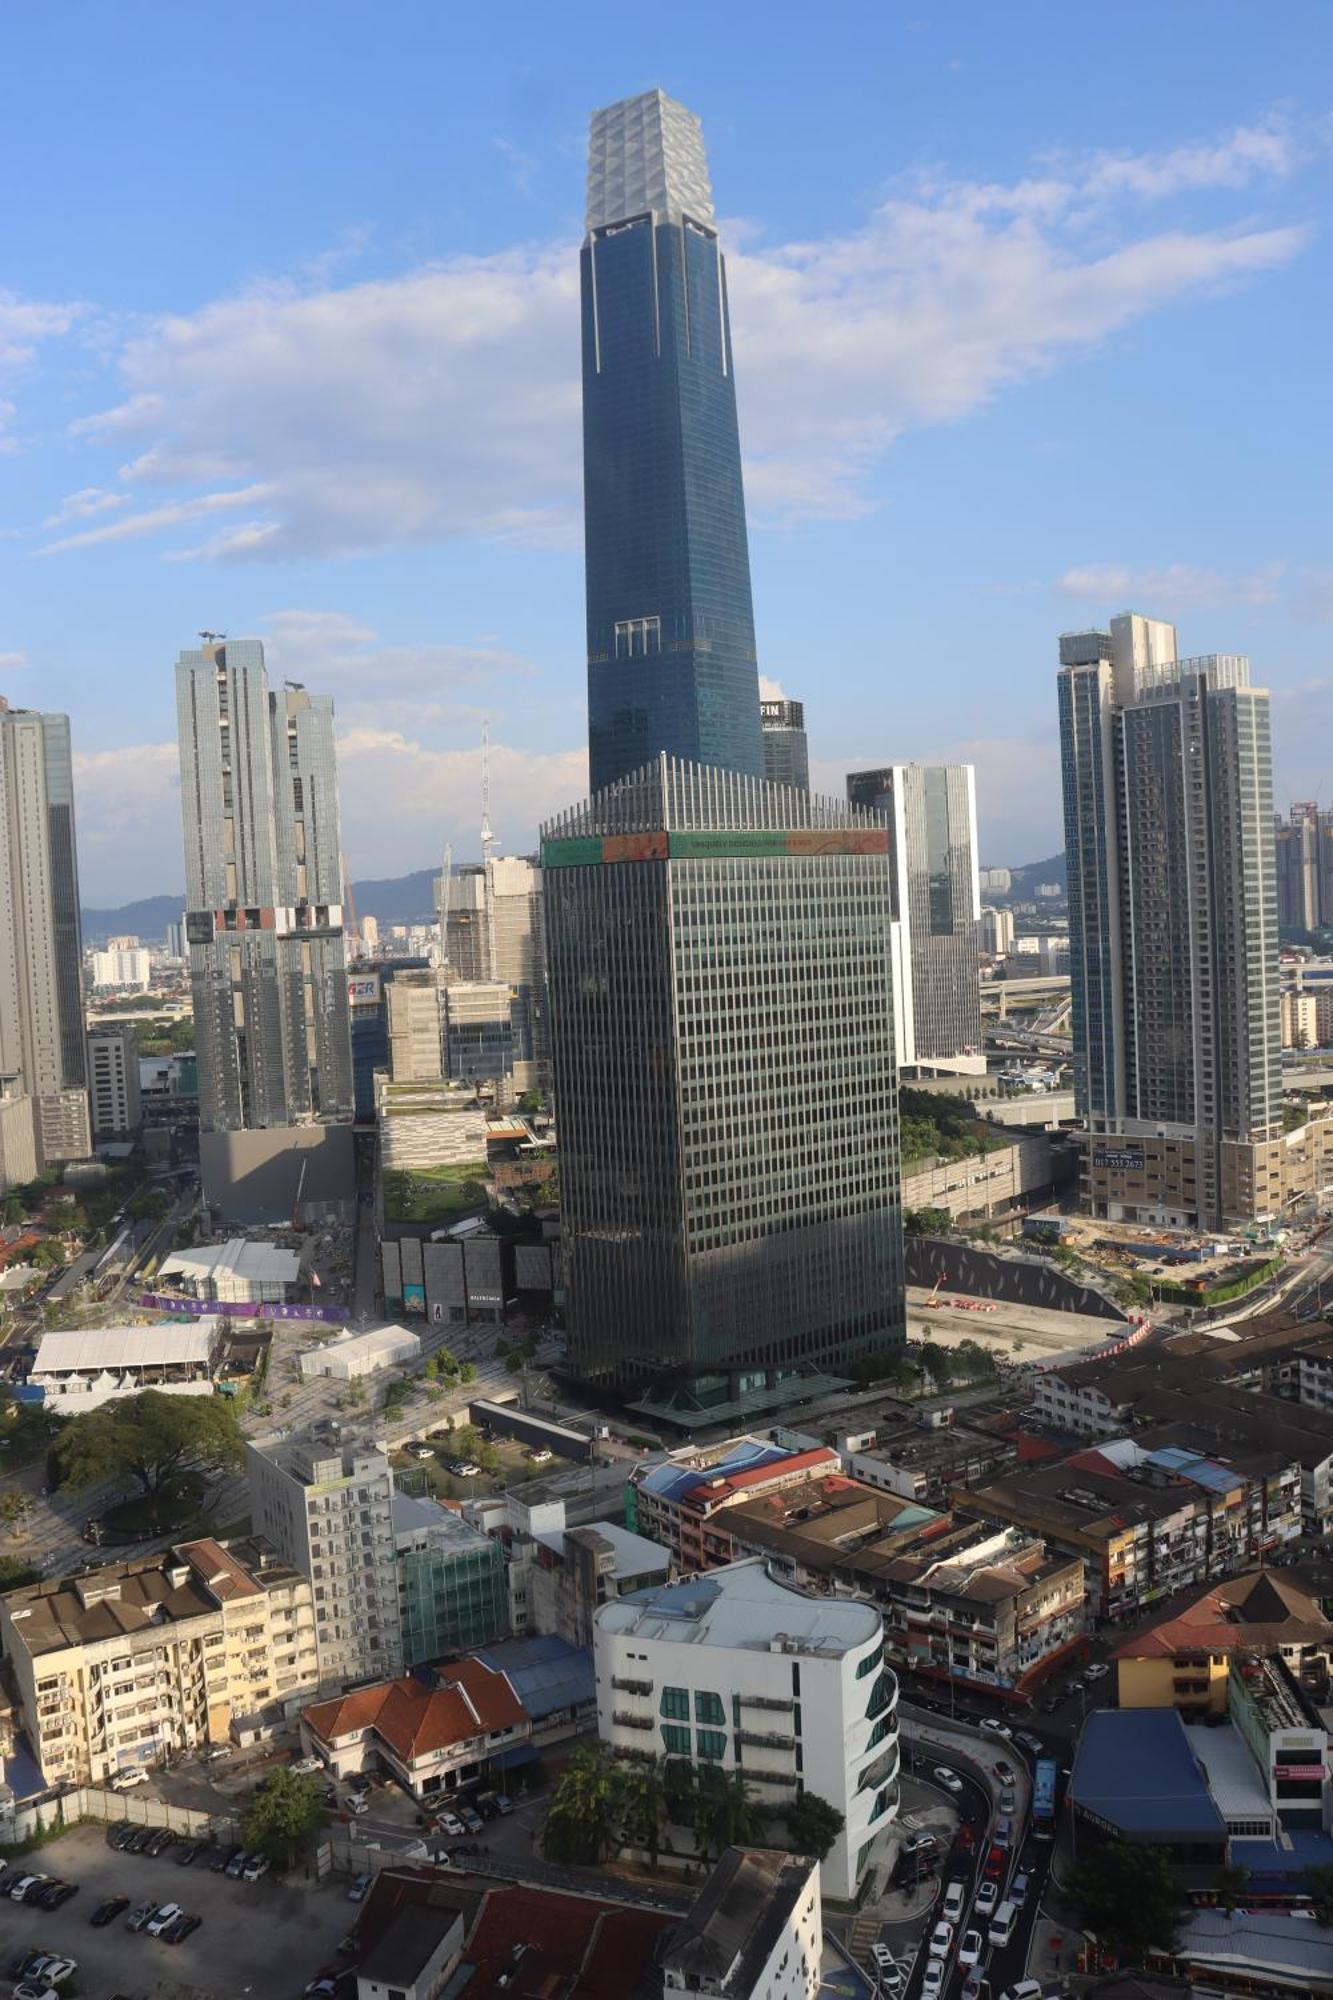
[126,1901,158,1932]
[460,1807,484,1835]
[106,1824,136,1851]
[126,1827,155,1854]
[91,1895,130,1926]
[927,1921,954,1959]
[11,1874,48,1902]
[961,1972,985,2000]
[146,1903,184,1936]
[921,1957,946,2000]
[224,1850,251,1879]
[475,1793,500,1820]
[210,1845,241,1873]
[242,1854,271,1881]
[144,1829,175,1857]
[205,1745,231,1762]
[994,1816,1014,1848]
[974,1878,999,1918]
[164,1912,202,1944]
[942,1881,967,1925]
[292,1756,323,1775]
[1085,1661,1110,1682]
[174,1840,207,1867]
[1010,1872,1030,1908]
[436,1811,465,1837]
[999,1787,1017,1814]
[347,1873,371,1903]
[109,1768,149,1791]
[1015,1731,1044,1755]
[347,1795,370,1817]
[932,1765,964,1794]
[492,1793,514,1816]
[979,1719,1013,1741]
[958,1930,983,1968]
[14,1981,62,2000]
[526,1448,553,1464]
[39,1880,79,1909]
[992,1759,1016,1785]
[997,1983,1046,2000]
[8,1952,49,1980]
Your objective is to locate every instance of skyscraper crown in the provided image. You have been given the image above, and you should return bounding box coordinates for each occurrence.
[586,88,715,231]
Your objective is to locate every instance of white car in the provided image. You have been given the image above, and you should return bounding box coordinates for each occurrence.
[242,1854,270,1880]
[999,1787,1017,1814]
[921,1957,946,2000]
[979,1718,1013,1741]
[974,1878,999,1917]
[933,1766,964,1794]
[942,1880,967,1924]
[146,1903,184,1936]
[958,1930,984,1968]
[110,1767,149,1790]
[1085,1662,1110,1682]
[871,1942,895,1972]
[928,1920,954,1959]
[436,1810,466,1837]
[348,1795,370,1817]
[292,1756,323,1774]
[998,1984,1045,2000]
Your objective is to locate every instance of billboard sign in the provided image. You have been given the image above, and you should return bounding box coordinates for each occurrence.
[347,973,382,1006]
[1093,1148,1146,1171]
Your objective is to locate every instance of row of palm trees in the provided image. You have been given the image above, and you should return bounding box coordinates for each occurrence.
[542,1744,842,1873]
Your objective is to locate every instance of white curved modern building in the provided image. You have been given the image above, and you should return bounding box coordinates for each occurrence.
[595,1557,898,1899]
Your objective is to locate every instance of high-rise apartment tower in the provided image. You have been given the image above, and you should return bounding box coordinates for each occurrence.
[847,764,983,1074]
[582,90,764,792]
[1058,613,1281,1227]
[176,640,353,1211]
[0,699,90,1163]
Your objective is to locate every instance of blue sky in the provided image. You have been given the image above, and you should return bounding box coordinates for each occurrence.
[1,1,1329,901]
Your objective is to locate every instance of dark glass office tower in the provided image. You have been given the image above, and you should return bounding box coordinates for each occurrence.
[543,756,905,1416]
[582,90,764,792]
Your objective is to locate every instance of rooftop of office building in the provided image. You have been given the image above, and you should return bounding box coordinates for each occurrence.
[1068,1709,1226,1842]
[1,1540,277,1656]
[597,1557,880,1656]
[659,1847,816,1995]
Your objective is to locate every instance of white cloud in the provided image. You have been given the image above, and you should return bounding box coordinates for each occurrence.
[39,483,273,555]
[0,650,28,672]
[335,728,587,872]
[71,741,182,900]
[758,675,786,700]
[812,732,1064,868]
[58,117,1310,557]
[0,291,84,448]
[1055,561,1289,610]
[42,487,132,528]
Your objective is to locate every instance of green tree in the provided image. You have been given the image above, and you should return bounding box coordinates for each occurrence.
[0,1555,41,1589]
[663,1755,697,1829]
[905,1207,952,1236]
[1067,1841,1185,1966]
[1,1193,22,1226]
[543,1741,622,1865]
[781,1791,845,1862]
[435,1348,458,1376]
[459,1362,477,1385]
[54,1389,244,1519]
[693,1766,766,1860]
[505,1350,525,1375]
[30,1239,66,1271]
[242,1765,326,1867]
[1215,1862,1250,1916]
[619,1753,668,1869]
[452,1424,483,1460]
[1301,1863,1333,1925]
[916,1341,952,1388]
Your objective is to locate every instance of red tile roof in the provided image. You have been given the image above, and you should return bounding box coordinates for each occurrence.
[462,1885,671,1995]
[304,1657,525,1764]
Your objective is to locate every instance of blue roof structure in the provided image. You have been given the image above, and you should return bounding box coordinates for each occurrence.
[636,1440,789,1505]
[476,1634,595,1722]
[1069,1709,1226,1843]
[1231,1828,1333,1884]
[1146,1446,1244,1497]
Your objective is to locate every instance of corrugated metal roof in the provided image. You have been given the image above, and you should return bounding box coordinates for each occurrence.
[34,1323,216,1373]
[476,1634,595,1720]
[1069,1709,1226,1840]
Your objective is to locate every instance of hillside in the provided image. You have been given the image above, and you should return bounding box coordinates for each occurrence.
[81,863,465,942]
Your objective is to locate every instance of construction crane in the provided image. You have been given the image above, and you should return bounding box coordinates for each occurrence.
[438,841,453,970]
[480,718,494,872]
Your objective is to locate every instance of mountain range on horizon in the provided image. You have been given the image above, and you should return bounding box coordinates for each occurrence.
[80,851,1067,946]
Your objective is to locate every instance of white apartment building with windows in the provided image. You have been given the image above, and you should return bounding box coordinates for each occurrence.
[595,1558,897,1901]
[0,1539,318,1786]
[246,1434,403,1688]
[87,1025,142,1138]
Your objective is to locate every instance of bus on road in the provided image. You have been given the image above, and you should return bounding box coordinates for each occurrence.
[1032,1757,1058,1838]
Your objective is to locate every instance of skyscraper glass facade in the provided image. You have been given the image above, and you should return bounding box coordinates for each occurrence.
[761,698,810,792]
[582,91,764,793]
[543,756,905,1403]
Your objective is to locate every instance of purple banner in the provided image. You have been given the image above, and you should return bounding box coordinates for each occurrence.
[136,1293,348,1324]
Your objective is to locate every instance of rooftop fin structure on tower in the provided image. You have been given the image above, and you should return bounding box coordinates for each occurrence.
[586,87,716,229]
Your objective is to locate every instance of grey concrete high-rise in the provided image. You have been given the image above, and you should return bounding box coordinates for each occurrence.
[0,698,90,1163]
[176,639,354,1212]
[760,697,810,792]
[847,764,983,1075]
[1058,613,1281,1228]
[543,755,905,1418]
[1275,803,1322,932]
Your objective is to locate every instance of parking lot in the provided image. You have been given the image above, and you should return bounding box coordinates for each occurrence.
[0,1822,356,1999]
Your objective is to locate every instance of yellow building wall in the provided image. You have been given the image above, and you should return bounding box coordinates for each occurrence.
[1117,1654,1229,1713]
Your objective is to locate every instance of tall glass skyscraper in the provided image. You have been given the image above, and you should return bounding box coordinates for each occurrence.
[582,90,764,792]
